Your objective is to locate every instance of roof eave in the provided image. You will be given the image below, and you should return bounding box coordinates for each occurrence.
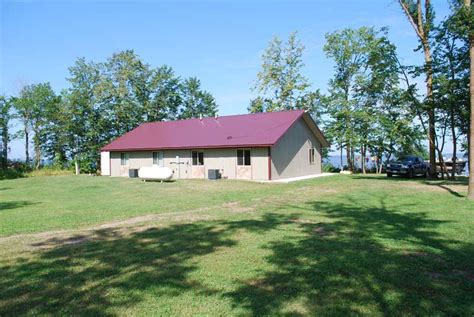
[101,144,274,152]
[301,113,330,147]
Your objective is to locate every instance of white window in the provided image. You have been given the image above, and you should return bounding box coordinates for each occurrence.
[121,153,129,166]
[153,151,164,166]
[237,149,251,166]
[309,148,315,165]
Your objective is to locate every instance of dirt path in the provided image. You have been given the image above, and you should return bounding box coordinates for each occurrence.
[0,201,256,248]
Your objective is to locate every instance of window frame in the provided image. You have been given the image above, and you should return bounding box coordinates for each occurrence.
[153,151,164,167]
[237,149,251,166]
[192,150,204,166]
[120,153,129,166]
[309,148,315,165]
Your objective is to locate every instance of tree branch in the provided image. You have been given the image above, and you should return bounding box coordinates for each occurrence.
[398,0,424,39]
[418,0,426,38]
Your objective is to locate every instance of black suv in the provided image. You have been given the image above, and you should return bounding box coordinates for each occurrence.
[386,156,429,178]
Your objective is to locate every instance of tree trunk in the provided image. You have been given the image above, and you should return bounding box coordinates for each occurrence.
[340,146,343,170]
[24,127,29,166]
[468,129,471,177]
[34,138,41,170]
[423,41,437,179]
[469,42,474,197]
[351,147,356,172]
[343,86,353,172]
[436,127,448,180]
[382,152,392,175]
[1,124,7,169]
[422,2,437,180]
[361,147,366,174]
[451,108,457,180]
[75,158,80,175]
[437,148,447,180]
[399,0,437,179]
[427,109,437,179]
[346,144,352,172]
[447,38,458,180]
[468,0,474,199]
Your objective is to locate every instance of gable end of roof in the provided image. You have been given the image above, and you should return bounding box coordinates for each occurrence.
[301,112,330,147]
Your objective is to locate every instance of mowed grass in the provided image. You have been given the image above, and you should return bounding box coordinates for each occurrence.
[0,175,290,236]
[0,174,473,316]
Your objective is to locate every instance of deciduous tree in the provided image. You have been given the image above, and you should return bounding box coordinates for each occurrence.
[0,96,12,169]
[457,0,474,198]
[251,32,310,112]
[178,77,217,119]
[146,65,182,122]
[14,84,57,169]
[66,57,102,174]
[398,0,437,178]
[432,15,469,179]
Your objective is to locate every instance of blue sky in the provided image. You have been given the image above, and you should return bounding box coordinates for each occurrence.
[1,0,451,159]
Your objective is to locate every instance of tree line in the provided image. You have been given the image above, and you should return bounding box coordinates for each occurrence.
[249,1,472,188]
[0,1,472,197]
[0,50,218,173]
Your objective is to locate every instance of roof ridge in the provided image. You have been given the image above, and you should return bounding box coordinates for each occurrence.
[142,109,305,125]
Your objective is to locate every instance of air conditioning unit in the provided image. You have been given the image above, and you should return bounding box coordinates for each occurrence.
[129,169,139,178]
[208,169,221,180]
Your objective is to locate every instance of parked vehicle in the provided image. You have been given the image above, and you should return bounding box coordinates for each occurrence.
[386,156,429,178]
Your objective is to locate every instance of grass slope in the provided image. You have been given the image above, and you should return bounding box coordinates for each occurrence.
[0,175,473,316]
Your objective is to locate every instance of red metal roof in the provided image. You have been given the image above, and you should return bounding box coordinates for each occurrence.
[101,110,321,151]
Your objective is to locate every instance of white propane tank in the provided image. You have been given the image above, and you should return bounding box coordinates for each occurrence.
[138,166,173,181]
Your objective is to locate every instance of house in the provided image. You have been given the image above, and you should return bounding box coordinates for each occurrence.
[100,110,329,180]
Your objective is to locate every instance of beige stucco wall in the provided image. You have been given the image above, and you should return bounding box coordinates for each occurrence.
[271,118,322,180]
[163,150,191,179]
[202,149,236,179]
[110,151,154,177]
[110,152,123,176]
[251,147,270,180]
[109,148,269,180]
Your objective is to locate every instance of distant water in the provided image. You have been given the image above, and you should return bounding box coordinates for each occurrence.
[326,155,346,169]
[326,153,469,176]
[325,155,376,170]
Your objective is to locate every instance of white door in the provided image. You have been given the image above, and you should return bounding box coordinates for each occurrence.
[100,151,110,176]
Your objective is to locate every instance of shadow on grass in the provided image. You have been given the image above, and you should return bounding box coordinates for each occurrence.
[436,184,465,197]
[226,196,474,315]
[0,198,473,315]
[0,201,39,211]
[353,175,468,198]
[0,213,296,316]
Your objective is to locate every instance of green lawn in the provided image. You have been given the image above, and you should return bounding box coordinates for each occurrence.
[0,175,473,316]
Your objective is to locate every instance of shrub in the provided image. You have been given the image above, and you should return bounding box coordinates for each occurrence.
[0,160,74,180]
[27,167,73,177]
[0,160,31,180]
[323,162,341,173]
[0,168,25,180]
